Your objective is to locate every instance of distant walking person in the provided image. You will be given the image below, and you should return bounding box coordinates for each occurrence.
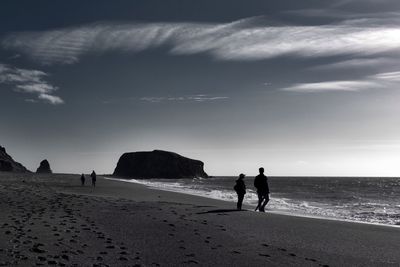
[254,167,269,212]
[234,173,246,210]
[80,173,85,186]
[91,170,97,187]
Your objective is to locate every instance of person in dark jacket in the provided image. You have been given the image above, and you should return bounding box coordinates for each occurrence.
[80,173,85,186]
[234,173,246,210]
[254,167,269,212]
[91,170,97,187]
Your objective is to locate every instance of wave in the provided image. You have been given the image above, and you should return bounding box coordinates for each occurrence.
[106,177,400,226]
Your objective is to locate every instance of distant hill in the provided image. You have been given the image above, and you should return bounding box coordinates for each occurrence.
[113,150,208,179]
[0,146,29,172]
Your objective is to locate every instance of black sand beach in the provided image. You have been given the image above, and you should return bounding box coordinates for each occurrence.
[1,172,399,266]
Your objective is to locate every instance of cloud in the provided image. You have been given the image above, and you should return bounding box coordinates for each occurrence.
[313,57,397,70]
[38,93,64,105]
[281,70,400,92]
[373,71,400,81]
[284,8,400,24]
[16,83,57,94]
[140,95,229,103]
[0,63,63,104]
[2,17,400,65]
[25,98,37,103]
[281,80,379,92]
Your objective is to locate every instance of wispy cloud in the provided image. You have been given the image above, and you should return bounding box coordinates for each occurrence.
[140,95,229,103]
[38,93,64,105]
[314,57,397,70]
[373,71,400,81]
[284,8,400,24]
[281,80,379,92]
[0,63,64,104]
[2,17,400,65]
[281,70,400,92]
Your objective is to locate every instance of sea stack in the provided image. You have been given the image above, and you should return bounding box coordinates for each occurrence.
[113,150,208,179]
[0,145,29,172]
[36,159,52,173]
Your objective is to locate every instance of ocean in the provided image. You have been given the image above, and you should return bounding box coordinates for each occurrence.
[110,176,400,226]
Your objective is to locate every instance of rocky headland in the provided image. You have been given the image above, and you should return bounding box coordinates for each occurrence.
[0,146,29,172]
[113,150,208,179]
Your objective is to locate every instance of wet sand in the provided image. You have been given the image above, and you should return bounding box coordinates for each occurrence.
[0,172,399,266]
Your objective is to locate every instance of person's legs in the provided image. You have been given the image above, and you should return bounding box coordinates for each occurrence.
[257,192,264,212]
[237,194,244,210]
[261,193,269,210]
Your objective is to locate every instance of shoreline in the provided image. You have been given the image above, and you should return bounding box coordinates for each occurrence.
[1,172,400,266]
[106,176,400,229]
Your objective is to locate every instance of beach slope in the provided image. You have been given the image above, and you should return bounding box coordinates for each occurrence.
[0,172,399,266]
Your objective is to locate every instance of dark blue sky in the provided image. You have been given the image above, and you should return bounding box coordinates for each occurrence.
[1,0,400,176]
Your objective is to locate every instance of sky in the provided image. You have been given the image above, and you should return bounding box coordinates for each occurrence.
[1,0,400,176]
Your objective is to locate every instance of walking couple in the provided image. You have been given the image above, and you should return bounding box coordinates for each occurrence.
[234,167,270,212]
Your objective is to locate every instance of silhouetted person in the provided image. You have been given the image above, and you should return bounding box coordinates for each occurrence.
[234,173,246,210]
[80,173,85,186]
[254,167,269,212]
[91,170,96,187]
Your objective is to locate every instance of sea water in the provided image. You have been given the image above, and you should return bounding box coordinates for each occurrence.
[110,176,400,226]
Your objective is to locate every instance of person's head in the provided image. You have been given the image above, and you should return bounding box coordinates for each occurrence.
[239,173,245,179]
[259,167,264,174]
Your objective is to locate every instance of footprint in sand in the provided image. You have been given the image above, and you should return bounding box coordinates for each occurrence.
[61,255,69,261]
[36,256,46,261]
[305,257,317,262]
[183,260,199,265]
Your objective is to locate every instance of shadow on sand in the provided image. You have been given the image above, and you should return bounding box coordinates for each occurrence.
[196,209,247,214]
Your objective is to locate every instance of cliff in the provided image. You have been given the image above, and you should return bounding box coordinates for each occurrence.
[0,146,29,172]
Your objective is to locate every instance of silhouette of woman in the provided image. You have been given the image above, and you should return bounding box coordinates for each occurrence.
[80,173,85,186]
[234,173,246,210]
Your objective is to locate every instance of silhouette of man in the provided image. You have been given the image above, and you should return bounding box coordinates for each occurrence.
[234,173,246,210]
[254,167,269,212]
[80,173,85,186]
[91,170,97,187]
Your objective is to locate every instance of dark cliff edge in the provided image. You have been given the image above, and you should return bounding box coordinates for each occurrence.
[113,150,208,179]
[0,146,29,172]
